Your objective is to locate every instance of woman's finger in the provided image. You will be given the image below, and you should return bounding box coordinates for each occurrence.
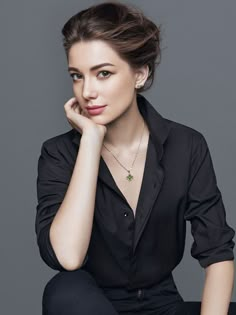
[64,97,78,112]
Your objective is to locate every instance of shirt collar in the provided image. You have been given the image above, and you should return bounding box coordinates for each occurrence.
[72,93,172,161]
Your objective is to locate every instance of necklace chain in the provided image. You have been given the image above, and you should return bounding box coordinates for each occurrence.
[102,120,146,182]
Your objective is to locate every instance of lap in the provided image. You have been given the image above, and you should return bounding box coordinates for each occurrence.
[42,270,236,315]
[42,270,181,315]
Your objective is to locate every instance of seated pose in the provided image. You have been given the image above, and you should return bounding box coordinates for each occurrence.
[35,1,236,314]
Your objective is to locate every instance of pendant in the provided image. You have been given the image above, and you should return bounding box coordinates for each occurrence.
[126,170,134,181]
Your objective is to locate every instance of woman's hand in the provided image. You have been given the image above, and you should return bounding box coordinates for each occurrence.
[64,97,107,140]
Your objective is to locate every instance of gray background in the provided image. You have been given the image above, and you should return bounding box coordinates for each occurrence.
[1,0,235,314]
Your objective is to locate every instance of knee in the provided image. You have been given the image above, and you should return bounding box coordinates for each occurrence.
[42,269,97,315]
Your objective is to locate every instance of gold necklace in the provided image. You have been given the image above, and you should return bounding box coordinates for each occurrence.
[102,120,145,182]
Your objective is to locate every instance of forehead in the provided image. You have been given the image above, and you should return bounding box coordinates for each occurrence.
[68,40,127,68]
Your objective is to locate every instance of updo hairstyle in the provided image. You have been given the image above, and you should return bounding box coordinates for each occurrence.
[61,1,162,92]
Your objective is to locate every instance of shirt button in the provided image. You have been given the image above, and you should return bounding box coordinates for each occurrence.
[137,289,143,300]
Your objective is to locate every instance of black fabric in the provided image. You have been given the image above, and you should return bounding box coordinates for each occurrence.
[174,301,236,315]
[36,93,235,302]
[42,269,182,315]
[42,269,118,315]
[42,269,236,315]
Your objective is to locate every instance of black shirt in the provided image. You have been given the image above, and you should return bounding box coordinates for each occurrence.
[35,94,235,292]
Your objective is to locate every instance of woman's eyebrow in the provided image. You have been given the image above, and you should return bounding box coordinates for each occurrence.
[68,63,115,72]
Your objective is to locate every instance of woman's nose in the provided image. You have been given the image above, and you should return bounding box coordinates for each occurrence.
[82,80,98,99]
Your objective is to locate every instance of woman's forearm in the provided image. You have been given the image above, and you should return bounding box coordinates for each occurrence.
[200,260,234,315]
[49,133,103,271]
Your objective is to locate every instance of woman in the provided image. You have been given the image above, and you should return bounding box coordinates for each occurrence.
[35,2,236,314]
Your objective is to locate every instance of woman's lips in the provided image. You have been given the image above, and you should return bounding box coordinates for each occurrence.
[86,105,107,109]
[86,105,107,116]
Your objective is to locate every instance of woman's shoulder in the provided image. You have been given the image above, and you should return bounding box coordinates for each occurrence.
[164,117,206,146]
[38,129,79,164]
[41,128,76,149]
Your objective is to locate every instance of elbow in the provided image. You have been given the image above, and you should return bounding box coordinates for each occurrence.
[62,261,83,271]
[61,255,87,271]
[37,224,88,272]
[49,247,84,272]
[49,227,84,271]
[63,254,88,271]
[37,225,84,271]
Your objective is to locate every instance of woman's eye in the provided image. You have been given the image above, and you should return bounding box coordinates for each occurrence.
[69,70,111,81]
[70,73,81,81]
[97,70,111,78]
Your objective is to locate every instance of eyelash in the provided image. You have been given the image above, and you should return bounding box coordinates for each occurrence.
[69,70,112,81]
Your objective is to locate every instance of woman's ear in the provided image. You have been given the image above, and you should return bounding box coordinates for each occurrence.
[135,64,149,88]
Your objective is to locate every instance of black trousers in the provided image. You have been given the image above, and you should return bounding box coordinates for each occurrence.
[42,269,236,315]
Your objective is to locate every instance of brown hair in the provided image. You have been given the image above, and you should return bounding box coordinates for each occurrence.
[61,1,162,92]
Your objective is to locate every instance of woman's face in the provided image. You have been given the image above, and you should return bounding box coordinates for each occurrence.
[67,39,147,125]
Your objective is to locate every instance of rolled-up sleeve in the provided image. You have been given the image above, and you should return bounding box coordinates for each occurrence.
[35,139,88,271]
[184,132,235,268]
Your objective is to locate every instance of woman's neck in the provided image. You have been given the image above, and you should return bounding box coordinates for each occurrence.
[103,100,148,153]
